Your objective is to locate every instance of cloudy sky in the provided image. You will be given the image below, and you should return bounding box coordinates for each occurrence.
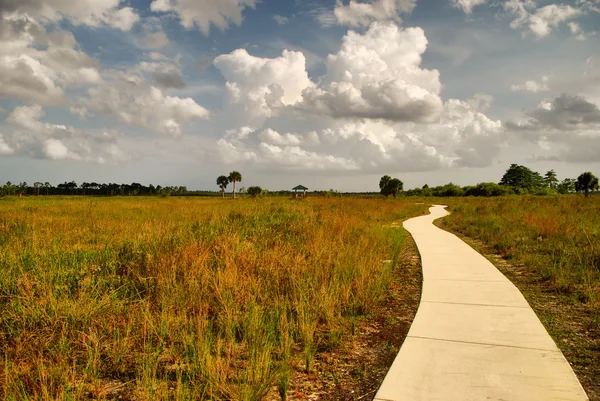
[1,0,599,191]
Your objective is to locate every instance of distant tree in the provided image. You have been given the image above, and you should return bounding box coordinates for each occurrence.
[33,182,43,196]
[464,182,511,197]
[557,178,576,194]
[5,182,17,196]
[228,171,242,199]
[247,186,263,199]
[217,175,229,199]
[433,183,464,197]
[380,177,403,197]
[44,182,51,195]
[379,175,391,194]
[576,172,599,197]
[544,170,559,190]
[499,164,545,191]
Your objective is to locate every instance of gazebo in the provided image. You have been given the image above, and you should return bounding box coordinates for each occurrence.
[293,185,308,198]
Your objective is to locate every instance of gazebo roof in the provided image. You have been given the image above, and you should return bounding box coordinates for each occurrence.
[293,185,308,190]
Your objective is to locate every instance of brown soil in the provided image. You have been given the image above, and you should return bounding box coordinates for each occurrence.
[269,236,422,401]
[438,225,600,401]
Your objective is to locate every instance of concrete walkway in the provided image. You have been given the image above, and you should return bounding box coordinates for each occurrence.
[375,205,588,401]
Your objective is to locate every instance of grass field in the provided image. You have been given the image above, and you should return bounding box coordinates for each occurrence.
[438,195,600,399]
[0,196,426,400]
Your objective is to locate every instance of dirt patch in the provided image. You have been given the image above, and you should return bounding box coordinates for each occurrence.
[438,225,600,401]
[269,238,422,400]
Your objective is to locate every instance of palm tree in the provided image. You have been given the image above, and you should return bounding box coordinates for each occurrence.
[576,172,599,197]
[216,175,229,199]
[228,171,242,199]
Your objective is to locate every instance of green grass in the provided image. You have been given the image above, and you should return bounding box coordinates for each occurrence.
[0,196,426,400]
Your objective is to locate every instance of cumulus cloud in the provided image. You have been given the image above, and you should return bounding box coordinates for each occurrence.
[505,1,581,38]
[506,94,600,162]
[81,73,210,137]
[214,23,443,127]
[0,0,139,30]
[295,22,443,123]
[0,14,102,105]
[452,0,487,14]
[215,96,504,172]
[150,0,255,35]
[511,75,550,93]
[333,0,416,27]
[212,20,506,173]
[1,105,126,163]
[213,49,314,127]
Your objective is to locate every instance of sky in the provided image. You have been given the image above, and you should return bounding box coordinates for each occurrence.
[0,0,599,191]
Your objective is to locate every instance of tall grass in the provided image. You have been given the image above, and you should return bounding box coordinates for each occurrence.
[0,196,425,400]
[441,196,600,304]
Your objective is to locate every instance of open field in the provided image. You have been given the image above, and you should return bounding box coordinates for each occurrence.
[0,196,427,400]
[438,195,600,399]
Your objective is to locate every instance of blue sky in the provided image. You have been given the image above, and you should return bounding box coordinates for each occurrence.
[1,0,599,191]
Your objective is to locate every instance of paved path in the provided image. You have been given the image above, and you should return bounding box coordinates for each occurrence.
[374,205,588,401]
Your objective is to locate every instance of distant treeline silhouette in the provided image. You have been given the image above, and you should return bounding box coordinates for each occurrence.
[2,164,598,198]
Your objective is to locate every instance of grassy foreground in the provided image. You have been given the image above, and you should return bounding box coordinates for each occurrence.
[0,196,426,400]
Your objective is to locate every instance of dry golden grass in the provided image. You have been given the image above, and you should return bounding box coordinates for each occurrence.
[0,196,426,400]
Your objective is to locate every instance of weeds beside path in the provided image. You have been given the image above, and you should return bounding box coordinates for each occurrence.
[437,196,600,400]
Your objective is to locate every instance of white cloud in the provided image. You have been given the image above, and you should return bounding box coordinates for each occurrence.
[82,77,210,137]
[505,1,582,38]
[0,0,139,30]
[104,6,140,31]
[259,128,302,146]
[43,138,69,160]
[143,31,170,49]
[150,0,255,35]
[273,14,289,25]
[333,0,416,27]
[507,94,600,162]
[213,48,314,127]
[452,0,487,14]
[1,105,127,163]
[0,135,14,155]
[568,22,596,40]
[295,22,443,123]
[0,54,65,105]
[148,52,170,60]
[511,75,550,93]
[211,20,506,173]
[0,14,102,105]
[576,0,600,13]
[215,96,504,172]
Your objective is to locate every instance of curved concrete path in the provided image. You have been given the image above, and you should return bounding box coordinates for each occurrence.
[375,205,588,401]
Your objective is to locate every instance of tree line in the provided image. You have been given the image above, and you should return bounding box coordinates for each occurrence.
[0,181,193,197]
[3,164,597,198]
[381,164,599,198]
